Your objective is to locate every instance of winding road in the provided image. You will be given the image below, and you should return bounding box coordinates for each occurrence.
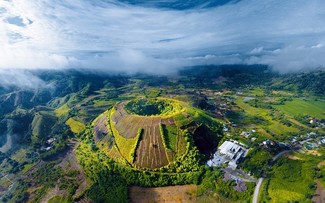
[252,149,293,203]
[252,178,263,203]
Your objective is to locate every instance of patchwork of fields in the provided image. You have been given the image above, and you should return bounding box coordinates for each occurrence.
[98,101,180,169]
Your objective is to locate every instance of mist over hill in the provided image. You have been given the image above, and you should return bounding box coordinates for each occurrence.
[0,66,324,151]
[1,0,325,201]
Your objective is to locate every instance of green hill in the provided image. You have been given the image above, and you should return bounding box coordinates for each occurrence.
[90,98,223,171]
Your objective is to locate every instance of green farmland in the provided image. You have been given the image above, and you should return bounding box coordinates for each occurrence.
[275,98,325,119]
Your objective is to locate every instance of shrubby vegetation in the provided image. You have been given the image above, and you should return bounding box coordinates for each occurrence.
[241,148,272,177]
[266,157,317,202]
[130,128,143,162]
[1,180,28,203]
[198,167,255,202]
[160,124,178,153]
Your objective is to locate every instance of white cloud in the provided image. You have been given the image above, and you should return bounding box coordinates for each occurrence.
[246,44,325,73]
[0,69,46,89]
[0,0,325,74]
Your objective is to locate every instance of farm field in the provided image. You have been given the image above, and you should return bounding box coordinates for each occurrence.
[66,118,85,134]
[134,125,169,169]
[55,103,70,117]
[235,96,300,136]
[129,185,197,203]
[275,98,325,119]
[90,98,222,173]
[111,102,176,139]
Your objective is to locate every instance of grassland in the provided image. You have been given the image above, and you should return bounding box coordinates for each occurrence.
[31,112,57,144]
[236,96,300,137]
[66,118,85,134]
[110,117,139,164]
[161,124,178,152]
[275,98,325,119]
[250,88,264,96]
[55,103,70,117]
[11,148,27,162]
[48,195,69,203]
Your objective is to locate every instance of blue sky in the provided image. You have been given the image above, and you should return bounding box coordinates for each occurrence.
[1,0,325,75]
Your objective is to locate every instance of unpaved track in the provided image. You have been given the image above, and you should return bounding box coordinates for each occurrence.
[252,178,263,203]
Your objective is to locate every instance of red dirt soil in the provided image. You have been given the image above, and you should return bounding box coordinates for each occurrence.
[312,180,325,203]
[129,185,197,203]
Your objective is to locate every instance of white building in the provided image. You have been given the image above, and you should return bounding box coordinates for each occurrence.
[219,140,247,169]
[207,140,248,169]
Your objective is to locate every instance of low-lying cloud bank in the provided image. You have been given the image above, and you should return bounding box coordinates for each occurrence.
[1,0,325,78]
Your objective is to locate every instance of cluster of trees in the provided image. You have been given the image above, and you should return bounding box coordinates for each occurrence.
[40,140,68,160]
[0,151,7,162]
[125,99,172,116]
[86,169,128,202]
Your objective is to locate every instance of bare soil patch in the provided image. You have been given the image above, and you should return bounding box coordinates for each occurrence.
[306,150,322,156]
[58,140,88,198]
[317,160,325,169]
[313,180,325,203]
[40,140,88,202]
[93,113,108,143]
[285,154,302,160]
[130,185,197,203]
